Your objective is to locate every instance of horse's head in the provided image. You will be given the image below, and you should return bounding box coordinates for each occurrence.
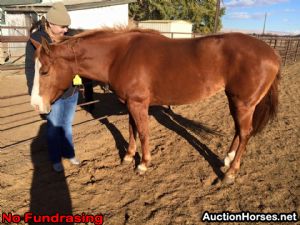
[30,37,75,114]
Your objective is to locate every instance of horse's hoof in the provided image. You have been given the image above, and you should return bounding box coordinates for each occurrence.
[223,174,235,185]
[123,155,133,164]
[137,164,147,174]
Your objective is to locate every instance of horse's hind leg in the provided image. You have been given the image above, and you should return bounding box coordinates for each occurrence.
[224,96,240,167]
[127,99,151,173]
[224,134,239,167]
[123,113,137,163]
[224,100,256,183]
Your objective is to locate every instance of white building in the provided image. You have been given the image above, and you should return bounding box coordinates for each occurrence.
[138,20,193,38]
[0,0,135,64]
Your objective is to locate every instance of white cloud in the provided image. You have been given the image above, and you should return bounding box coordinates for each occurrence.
[284,8,295,12]
[289,30,300,35]
[227,12,266,19]
[224,0,288,8]
[225,0,254,7]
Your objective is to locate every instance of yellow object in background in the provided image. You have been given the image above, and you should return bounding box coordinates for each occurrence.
[73,74,82,85]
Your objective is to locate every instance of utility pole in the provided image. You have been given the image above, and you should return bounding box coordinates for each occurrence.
[262,12,267,34]
[214,0,221,33]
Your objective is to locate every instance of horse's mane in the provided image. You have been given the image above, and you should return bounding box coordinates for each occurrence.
[77,26,162,38]
[57,26,163,44]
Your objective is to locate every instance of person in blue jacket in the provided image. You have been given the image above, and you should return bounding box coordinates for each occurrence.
[25,2,80,172]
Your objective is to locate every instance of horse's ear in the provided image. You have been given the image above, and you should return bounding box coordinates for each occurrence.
[30,38,40,49]
[41,36,51,55]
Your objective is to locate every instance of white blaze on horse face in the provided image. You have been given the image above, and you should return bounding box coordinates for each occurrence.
[30,59,49,114]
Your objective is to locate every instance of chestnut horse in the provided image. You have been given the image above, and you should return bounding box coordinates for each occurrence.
[30,28,280,183]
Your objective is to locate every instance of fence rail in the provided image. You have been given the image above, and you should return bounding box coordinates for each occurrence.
[255,35,300,65]
[1,26,300,68]
[0,26,28,65]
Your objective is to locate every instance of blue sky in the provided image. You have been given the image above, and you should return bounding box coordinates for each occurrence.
[221,0,300,34]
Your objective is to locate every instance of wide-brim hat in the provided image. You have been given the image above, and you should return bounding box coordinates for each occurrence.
[46,2,71,26]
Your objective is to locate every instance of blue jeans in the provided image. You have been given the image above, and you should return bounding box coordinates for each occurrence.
[46,92,78,164]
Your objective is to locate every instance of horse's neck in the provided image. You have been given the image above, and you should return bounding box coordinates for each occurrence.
[75,37,117,83]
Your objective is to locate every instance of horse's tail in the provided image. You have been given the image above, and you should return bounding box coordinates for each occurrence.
[252,67,280,135]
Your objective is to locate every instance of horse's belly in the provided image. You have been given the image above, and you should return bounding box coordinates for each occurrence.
[150,81,224,105]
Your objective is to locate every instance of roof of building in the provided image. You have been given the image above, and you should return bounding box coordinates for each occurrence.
[1,0,136,13]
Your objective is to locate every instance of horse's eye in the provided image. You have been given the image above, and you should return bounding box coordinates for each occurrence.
[40,69,48,76]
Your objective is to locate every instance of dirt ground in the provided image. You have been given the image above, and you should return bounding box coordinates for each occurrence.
[0,61,299,225]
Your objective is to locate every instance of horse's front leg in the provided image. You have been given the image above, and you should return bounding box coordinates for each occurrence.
[123,113,137,163]
[127,99,150,173]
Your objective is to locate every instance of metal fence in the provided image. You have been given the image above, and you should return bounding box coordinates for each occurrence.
[160,32,300,66]
[0,26,29,66]
[254,35,300,65]
[1,27,300,69]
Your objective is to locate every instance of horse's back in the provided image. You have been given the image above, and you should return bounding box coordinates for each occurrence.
[218,33,280,100]
[118,33,225,104]
[111,31,280,105]
[221,33,280,63]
